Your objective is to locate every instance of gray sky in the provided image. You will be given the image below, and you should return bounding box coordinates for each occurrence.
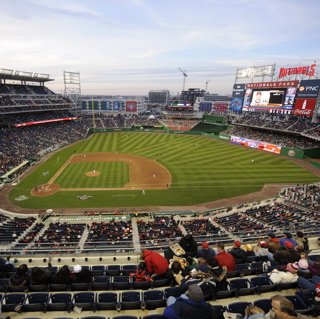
[1,0,319,95]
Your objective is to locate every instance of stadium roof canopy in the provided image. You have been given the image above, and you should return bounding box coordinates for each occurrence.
[0,68,54,83]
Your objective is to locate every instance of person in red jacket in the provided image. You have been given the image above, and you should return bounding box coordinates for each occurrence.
[214,243,236,272]
[140,249,169,277]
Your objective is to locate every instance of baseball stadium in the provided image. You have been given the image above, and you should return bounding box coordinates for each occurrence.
[0,64,320,319]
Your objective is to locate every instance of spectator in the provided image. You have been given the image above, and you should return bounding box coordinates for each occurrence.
[129,262,152,282]
[280,232,297,248]
[229,240,247,264]
[296,232,309,251]
[8,264,29,291]
[179,234,198,258]
[140,249,169,277]
[214,242,236,272]
[30,266,52,285]
[163,284,214,319]
[244,305,266,319]
[197,241,216,264]
[267,233,281,253]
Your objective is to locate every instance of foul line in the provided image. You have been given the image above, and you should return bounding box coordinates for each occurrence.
[47,156,73,186]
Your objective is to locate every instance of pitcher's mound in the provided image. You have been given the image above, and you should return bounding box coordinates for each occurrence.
[86,170,101,177]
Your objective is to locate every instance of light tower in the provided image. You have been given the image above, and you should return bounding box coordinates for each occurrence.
[205,80,211,92]
[178,68,187,91]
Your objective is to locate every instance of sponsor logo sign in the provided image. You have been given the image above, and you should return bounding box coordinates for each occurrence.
[279,63,316,79]
[246,81,299,89]
[232,83,246,97]
[293,98,317,116]
[296,79,320,98]
[236,65,274,79]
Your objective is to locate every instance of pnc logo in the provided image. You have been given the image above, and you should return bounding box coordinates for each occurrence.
[299,86,305,92]
[305,85,319,91]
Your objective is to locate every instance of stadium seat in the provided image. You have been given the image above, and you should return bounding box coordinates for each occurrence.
[91,266,105,276]
[73,292,95,311]
[295,289,316,309]
[80,317,106,319]
[29,284,48,292]
[142,315,166,319]
[250,262,264,275]
[164,286,185,299]
[236,263,254,276]
[49,283,69,291]
[227,301,252,316]
[229,278,255,296]
[106,265,121,276]
[71,282,91,291]
[120,291,142,310]
[152,278,170,288]
[91,275,110,291]
[143,290,166,310]
[121,265,136,276]
[23,292,49,312]
[285,295,314,314]
[132,280,151,290]
[112,276,130,290]
[112,316,138,319]
[211,305,226,319]
[47,292,72,312]
[96,292,118,310]
[0,278,9,292]
[213,283,234,300]
[2,293,26,312]
[250,276,276,293]
[253,299,272,313]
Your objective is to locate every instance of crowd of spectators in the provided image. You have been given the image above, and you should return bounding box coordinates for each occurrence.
[225,126,320,149]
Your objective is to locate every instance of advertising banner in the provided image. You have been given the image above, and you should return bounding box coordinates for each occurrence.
[213,102,228,113]
[278,63,316,79]
[246,81,299,89]
[296,79,320,98]
[232,83,246,97]
[236,65,275,79]
[199,102,212,112]
[125,100,137,112]
[230,136,281,154]
[229,97,243,111]
[293,98,317,116]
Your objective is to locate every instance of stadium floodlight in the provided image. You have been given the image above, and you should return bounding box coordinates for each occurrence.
[178,68,187,91]
[205,80,211,92]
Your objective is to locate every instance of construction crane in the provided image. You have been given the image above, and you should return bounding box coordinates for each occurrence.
[178,68,187,92]
[205,80,211,92]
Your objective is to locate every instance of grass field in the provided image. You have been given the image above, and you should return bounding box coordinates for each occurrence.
[9,132,320,209]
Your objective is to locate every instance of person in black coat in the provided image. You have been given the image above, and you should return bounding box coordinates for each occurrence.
[179,234,198,258]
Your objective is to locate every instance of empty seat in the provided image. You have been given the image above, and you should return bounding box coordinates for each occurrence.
[143,290,165,310]
[132,280,151,290]
[73,292,95,311]
[122,265,136,276]
[23,292,49,312]
[285,295,313,314]
[250,276,276,293]
[113,276,130,290]
[47,293,72,312]
[91,266,105,276]
[96,292,118,310]
[2,293,26,312]
[91,275,110,291]
[50,283,69,291]
[121,291,141,310]
[229,278,255,297]
[71,282,91,291]
[106,265,121,276]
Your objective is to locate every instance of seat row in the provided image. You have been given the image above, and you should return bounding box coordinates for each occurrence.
[1,291,314,317]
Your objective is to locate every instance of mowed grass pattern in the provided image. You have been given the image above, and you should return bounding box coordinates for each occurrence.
[9,132,320,209]
[55,162,129,188]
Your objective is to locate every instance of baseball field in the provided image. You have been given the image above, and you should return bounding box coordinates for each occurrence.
[8,132,320,209]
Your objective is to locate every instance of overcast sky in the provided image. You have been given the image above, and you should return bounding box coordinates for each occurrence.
[1,0,319,96]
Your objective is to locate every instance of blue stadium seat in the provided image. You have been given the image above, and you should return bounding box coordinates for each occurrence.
[143,290,165,310]
[91,266,105,276]
[96,292,118,310]
[227,301,252,316]
[121,265,136,276]
[73,292,95,311]
[91,275,110,291]
[113,276,130,290]
[132,280,151,290]
[106,265,121,276]
[23,292,49,312]
[253,299,272,313]
[47,292,72,312]
[229,278,255,296]
[286,295,313,314]
[2,293,26,312]
[250,276,276,293]
[120,291,141,310]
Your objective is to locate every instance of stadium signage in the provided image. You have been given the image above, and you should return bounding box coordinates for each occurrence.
[246,81,299,89]
[279,63,316,79]
[15,117,78,127]
[293,98,316,116]
[236,65,275,79]
[296,79,320,98]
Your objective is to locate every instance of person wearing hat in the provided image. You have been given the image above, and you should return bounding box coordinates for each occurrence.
[279,232,297,249]
[163,284,214,319]
[69,264,92,283]
[273,241,300,265]
[229,240,247,264]
[267,233,281,254]
[197,241,216,264]
[141,249,169,278]
[268,263,299,285]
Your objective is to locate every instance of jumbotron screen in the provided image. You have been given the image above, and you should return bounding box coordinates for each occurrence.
[242,82,298,112]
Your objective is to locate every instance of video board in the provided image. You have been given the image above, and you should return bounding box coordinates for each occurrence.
[230,136,282,154]
[242,81,299,112]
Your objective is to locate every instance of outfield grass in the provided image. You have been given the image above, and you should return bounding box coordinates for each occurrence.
[9,132,320,209]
